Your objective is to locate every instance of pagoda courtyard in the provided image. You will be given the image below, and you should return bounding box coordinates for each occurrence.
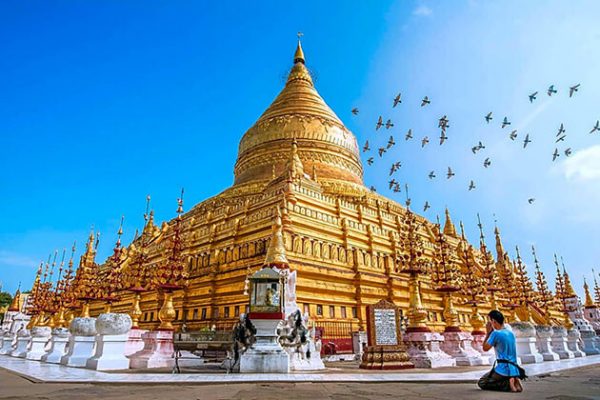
[2,41,600,386]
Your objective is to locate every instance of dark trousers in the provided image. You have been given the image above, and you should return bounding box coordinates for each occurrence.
[478,370,511,392]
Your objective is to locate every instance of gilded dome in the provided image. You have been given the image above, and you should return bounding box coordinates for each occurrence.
[233,42,364,190]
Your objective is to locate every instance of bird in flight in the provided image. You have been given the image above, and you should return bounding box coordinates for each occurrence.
[439,131,448,145]
[528,92,538,103]
[363,140,370,152]
[370,186,377,192]
[378,147,386,157]
[423,201,431,212]
[385,119,394,129]
[393,93,402,107]
[352,107,359,115]
[376,116,383,130]
[393,183,401,193]
[547,85,557,96]
[447,167,455,179]
[485,112,493,123]
[428,171,436,179]
[523,134,532,148]
[421,96,431,107]
[569,84,580,98]
[501,117,511,129]
[555,135,566,143]
[509,130,518,140]
[552,148,560,161]
[590,120,600,134]
[421,136,429,147]
[388,179,398,190]
[387,136,395,149]
[389,161,401,176]
[438,115,450,130]
[367,157,374,166]
[483,158,491,168]
[468,180,476,191]
[528,198,536,204]
[471,141,485,154]
[405,129,413,141]
[564,148,572,157]
[556,123,565,137]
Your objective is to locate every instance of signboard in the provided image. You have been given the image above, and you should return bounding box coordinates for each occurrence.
[374,308,398,345]
[365,299,402,347]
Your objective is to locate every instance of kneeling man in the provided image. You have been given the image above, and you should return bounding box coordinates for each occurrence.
[478,310,524,393]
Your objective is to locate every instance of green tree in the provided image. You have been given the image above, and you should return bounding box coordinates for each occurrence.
[0,292,12,308]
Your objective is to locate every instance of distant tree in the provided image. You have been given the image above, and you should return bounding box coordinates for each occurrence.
[0,292,12,308]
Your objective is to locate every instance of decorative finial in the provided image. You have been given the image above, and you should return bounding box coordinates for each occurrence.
[264,205,289,268]
[144,195,151,223]
[459,221,466,241]
[294,32,305,64]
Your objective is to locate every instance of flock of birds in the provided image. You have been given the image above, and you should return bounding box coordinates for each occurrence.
[353,84,600,212]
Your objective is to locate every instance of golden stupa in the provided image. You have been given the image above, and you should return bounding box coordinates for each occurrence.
[54,41,566,344]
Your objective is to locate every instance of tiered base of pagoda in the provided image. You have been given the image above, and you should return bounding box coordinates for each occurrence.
[551,326,575,359]
[240,319,289,373]
[359,345,414,370]
[440,329,488,366]
[41,328,70,364]
[125,328,147,356]
[512,322,544,364]
[129,330,175,370]
[25,327,52,361]
[403,330,455,368]
[535,326,560,361]
[567,329,586,358]
[10,333,31,358]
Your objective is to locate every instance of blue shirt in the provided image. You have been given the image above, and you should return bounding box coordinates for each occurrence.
[487,328,520,377]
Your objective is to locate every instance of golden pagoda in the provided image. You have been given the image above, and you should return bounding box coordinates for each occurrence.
[65,40,566,342]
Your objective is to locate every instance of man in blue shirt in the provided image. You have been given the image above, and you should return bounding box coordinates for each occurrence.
[478,310,524,392]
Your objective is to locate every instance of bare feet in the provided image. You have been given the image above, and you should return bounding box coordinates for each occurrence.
[515,378,523,392]
[509,378,517,392]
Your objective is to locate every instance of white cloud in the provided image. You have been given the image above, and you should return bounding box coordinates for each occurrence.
[413,5,433,17]
[561,145,600,182]
[0,250,39,269]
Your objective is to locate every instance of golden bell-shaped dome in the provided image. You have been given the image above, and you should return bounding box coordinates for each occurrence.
[233,41,364,192]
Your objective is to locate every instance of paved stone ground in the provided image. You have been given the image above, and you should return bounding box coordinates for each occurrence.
[0,364,599,400]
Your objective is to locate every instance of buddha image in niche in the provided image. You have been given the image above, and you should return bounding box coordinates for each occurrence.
[254,282,280,307]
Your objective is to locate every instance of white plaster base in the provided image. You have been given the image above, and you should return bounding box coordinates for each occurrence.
[42,335,70,364]
[129,330,175,370]
[10,336,30,358]
[60,336,96,367]
[441,331,488,366]
[580,330,600,355]
[240,319,289,373]
[567,329,586,358]
[515,336,544,364]
[86,334,130,371]
[551,333,575,359]
[471,332,495,363]
[124,328,147,356]
[0,334,15,355]
[536,328,560,362]
[25,335,51,361]
[404,331,456,368]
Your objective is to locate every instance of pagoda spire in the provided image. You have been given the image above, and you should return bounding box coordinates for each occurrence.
[294,32,305,64]
[443,208,457,238]
[593,268,600,305]
[554,254,566,308]
[561,257,577,298]
[7,282,21,312]
[532,245,553,322]
[494,225,506,262]
[264,205,289,268]
[583,278,595,307]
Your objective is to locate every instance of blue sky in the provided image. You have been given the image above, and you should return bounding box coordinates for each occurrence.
[1,1,599,299]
